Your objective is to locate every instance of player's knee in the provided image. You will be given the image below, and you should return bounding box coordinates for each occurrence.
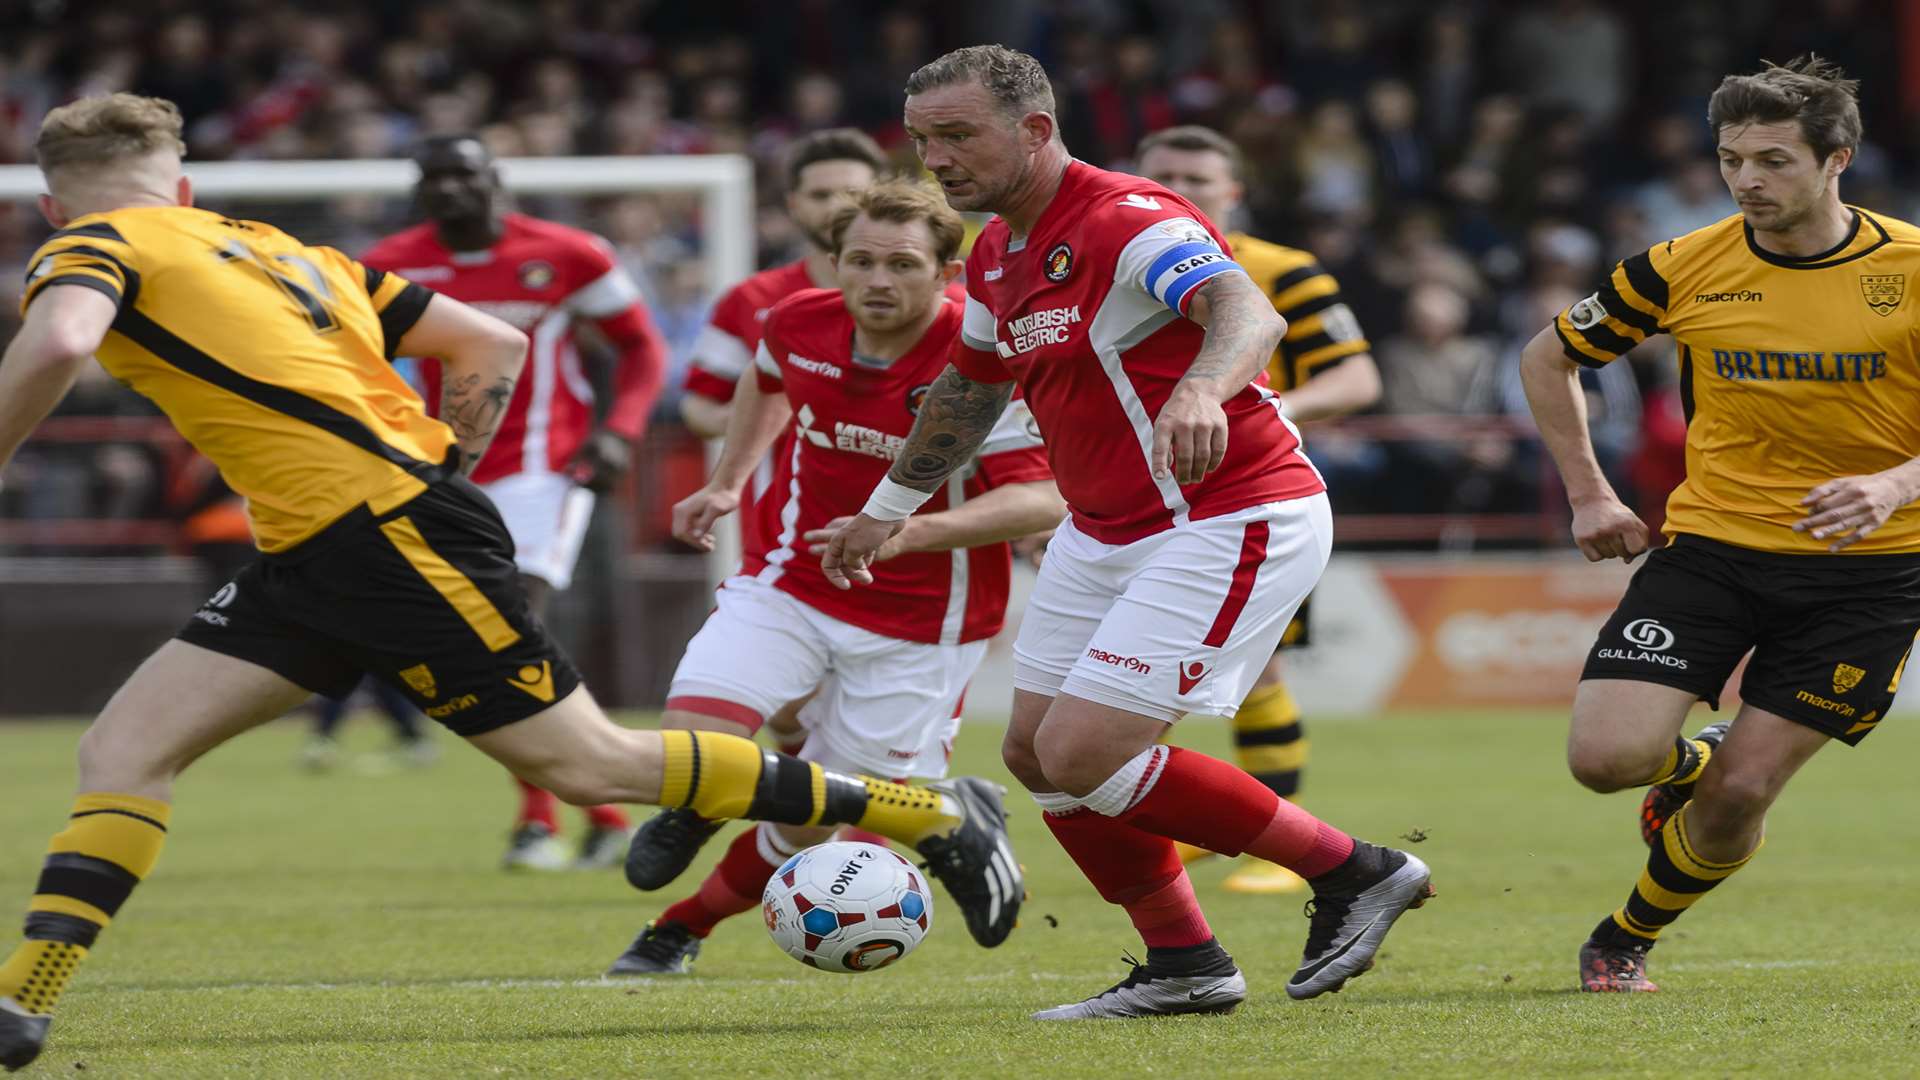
[1000,729,1049,793]
[1691,764,1777,826]
[1031,723,1122,798]
[1565,742,1657,794]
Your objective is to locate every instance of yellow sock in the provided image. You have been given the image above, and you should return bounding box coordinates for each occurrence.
[1233,680,1307,798]
[1644,736,1713,787]
[1608,803,1756,942]
[656,731,960,845]
[1,793,169,1015]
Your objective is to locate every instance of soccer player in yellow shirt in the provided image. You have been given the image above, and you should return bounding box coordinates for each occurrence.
[0,94,1019,1071]
[1136,125,1380,894]
[1521,56,1920,992]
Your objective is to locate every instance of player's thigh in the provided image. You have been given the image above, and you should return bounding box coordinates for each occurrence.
[466,684,662,805]
[1574,539,1758,768]
[1002,688,1055,790]
[1059,495,1330,725]
[1740,551,1920,748]
[812,634,985,780]
[81,639,314,796]
[1031,692,1177,796]
[481,471,595,592]
[1009,517,1125,703]
[666,575,832,728]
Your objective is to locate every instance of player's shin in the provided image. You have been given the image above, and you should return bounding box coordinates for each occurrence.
[1597,803,1757,946]
[659,824,799,937]
[0,794,171,1018]
[655,730,960,844]
[1042,802,1219,953]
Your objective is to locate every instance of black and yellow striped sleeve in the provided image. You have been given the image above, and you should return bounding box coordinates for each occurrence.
[1555,248,1669,368]
[1269,261,1371,387]
[358,263,434,359]
[20,221,141,315]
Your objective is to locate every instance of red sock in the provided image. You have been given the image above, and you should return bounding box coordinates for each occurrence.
[1044,808,1213,948]
[776,735,807,758]
[515,778,560,833]
[585,804,631,830]
[1114,746,1355,879]
[659,825,784,937]
[838,827,890,848]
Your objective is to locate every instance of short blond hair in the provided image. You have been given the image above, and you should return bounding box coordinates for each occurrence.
[828,178,967,263]
[36,93,187,180]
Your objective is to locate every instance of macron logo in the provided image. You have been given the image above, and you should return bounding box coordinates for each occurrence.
[789,354,844,379]
[1120,194,1162,211]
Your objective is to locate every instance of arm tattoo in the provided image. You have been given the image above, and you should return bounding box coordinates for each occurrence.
[888,364,1016,493]
[442,372,516,476]
[1184,273,1284,396]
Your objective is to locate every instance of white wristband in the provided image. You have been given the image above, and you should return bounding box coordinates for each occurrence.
[861,476,935,522]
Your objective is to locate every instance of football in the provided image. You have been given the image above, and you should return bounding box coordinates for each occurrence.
[761,840,933,973]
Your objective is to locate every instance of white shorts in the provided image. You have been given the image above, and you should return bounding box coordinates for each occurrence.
[668,576,985,779]
[480,472,596,591]
[1012,495,1332,723]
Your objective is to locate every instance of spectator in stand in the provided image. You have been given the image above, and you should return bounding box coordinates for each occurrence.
[1375,283,1519,518]
[1501,0,1630,130]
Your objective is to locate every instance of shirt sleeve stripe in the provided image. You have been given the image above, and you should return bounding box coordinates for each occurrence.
[1163,260,1242,313]
[25,273,124,312]
[1266,265,1322,297]
[1294,340,1370,371]
[51,221,127,245]
[1276,290,1343,322]
[1621,251,1669,312]
[1555,320,1615,367]
[1596,282,1660,337]
[1270,275,1338,314]
[378,284,434,359]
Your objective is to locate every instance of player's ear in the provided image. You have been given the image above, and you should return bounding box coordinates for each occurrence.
[940,259,963,284]
[176,174,195,208]
[1022,110,1055,152]
[36,193,70,229]
[1827,147,1852,178]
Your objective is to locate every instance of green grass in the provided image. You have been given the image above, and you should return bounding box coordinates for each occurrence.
[3,708,1918,1078]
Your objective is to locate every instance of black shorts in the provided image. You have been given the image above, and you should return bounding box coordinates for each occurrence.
[1581,534,1920,746]
[1276,594,1312,651]
[177,475,581,737]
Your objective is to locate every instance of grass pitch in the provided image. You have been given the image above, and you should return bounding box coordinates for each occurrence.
[2,707,1917,1078]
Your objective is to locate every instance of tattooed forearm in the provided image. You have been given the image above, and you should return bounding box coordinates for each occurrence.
[888,364,1016,492]
[1183,272,1286,399]
[442,372,516,475]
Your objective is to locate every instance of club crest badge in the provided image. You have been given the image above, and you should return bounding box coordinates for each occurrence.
[1861,274,1904,316]
[518,260,557,289]
[1044,243,1073,283]
[1833,663,1867,695]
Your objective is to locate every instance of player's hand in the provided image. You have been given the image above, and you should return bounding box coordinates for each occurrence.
[821,513,906,590]
[1012,529,1053,568]
[566,429,632,494]
[1570,496,1652,563]
[1151,382,1230,486]
[1794,471,1916,552]
[805,515,914,562]
[671,484,740,552]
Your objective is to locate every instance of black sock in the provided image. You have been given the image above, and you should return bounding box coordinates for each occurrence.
[1146,937,1237,977]
[1307,840,1398,889]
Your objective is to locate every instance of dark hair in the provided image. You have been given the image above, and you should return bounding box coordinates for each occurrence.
[904,44,1055,120]
[1135,125,1243,180]
[828,178,966,263]
[1708,54,1862,161]
[413,133,492,164]
[783,128,887,194]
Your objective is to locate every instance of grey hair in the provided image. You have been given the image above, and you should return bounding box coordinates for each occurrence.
[905,44,1055,120]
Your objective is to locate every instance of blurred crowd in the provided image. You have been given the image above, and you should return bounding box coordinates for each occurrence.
[1,0,1914,549]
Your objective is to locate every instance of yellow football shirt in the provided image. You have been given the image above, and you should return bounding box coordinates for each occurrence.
[1556,207,1920,555]
[21,205,451,552]
[1227,231,1371,391]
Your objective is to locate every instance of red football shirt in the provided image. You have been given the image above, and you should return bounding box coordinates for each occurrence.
[951,161,1324,544]
[741,289,1051,645]
[683,260,816,403]
[363,213,657,484]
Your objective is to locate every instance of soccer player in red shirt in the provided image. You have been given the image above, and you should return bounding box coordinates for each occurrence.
[829,46,1434,1017]
[362,135,668,871]
[678,129,890,756]
[608,180,1060,972]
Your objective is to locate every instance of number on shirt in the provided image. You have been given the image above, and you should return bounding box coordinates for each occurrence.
[216,240,340,335]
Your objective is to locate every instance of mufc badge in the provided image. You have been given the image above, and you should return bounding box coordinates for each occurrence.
[1044,243,1073,283]
[518,259,557,290]
[1860,274,1904,316]
[906,382,932,416]
[1833,663,1867,695]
